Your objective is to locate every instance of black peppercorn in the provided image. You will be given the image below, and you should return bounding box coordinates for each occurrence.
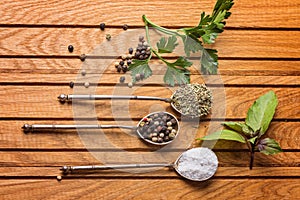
[69,81,74,88]
[122,24,128,30]
[139,36,144,42]
[122,65,128,73]
[100,23,105,31]
[119,60,124,66]
[127,60,132,65]
[128,47,133,54]
[119,76,125,83]
[68,45,74,53]
[79,54,86,61]
[117,65,122,73]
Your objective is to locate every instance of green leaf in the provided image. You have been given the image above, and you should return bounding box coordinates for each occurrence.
[128,59,152,83]
[163,65,190,86]
[157,36,178,53]
[248,136,258,145]
[245,91,278,136]
[199,129,246,143]
[222,122,253,136]
[181,35,203,57]
[257,138,283,155]
[201,48,218,74]
[172,56,193,68]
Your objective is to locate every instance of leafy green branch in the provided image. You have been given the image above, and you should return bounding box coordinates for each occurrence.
[198,91,283,169]
[129,0,234,86]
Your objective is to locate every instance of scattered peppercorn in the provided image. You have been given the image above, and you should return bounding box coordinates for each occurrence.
[79,54,86,61]
[135,73,141,81]
[100,23,105,31]
[81,69,86,76]
[84,82,90,88]
[69,81,74,88]
[106,34,111,41]
[128,47,133,54]
[122,24,128,30]
[56,176,62,181]
[119,76,125,83]
[68,45,74,53]
[128,82,133,88]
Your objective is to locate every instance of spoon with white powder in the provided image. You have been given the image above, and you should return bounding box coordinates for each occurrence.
[61,147,218,181]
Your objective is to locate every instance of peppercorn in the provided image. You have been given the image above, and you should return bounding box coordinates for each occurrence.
[152,137,158,142]
[119,76,125,83]
[84,82,90,88]
[135,73,141,81]
[100,23,105,31]
[159,133,164,138]
[169,133,176,139]
[157,138,163,143]
[114,62,119,67]
[79,54,86,61]
[117,65,122,72]
[140,73,145,80]
[127,60,132,65]
[106,34,111,41]
[68,45,74,53]
[56,176,62,181]
[128,82,133,88]
[164,136,169,141]
[122,24,128,30]
[81,69,86,76]
[69,81,74,88]
[167,121,172,126]
[122,65,128,73]
[119,60,124,66]
[121,54,127,60]
[139,36,144,42]
[128,47,133,54]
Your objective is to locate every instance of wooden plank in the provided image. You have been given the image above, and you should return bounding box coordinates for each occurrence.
[0,121,298,150]
[0,0,299,28]
[1,167,300,178]
[0,151,299,167]
[0,86,299,119]
[0,73,299,86]
[1,59,300,76]
[0,179,300,199]
[0,28,299,58]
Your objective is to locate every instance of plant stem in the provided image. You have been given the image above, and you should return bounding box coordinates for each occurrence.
[142,15,178,36]
[249,143,255,170]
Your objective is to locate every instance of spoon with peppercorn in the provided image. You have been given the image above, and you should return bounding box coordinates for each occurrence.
[58,83,212,118]
[60,147,218,181]
[22,112,179,146]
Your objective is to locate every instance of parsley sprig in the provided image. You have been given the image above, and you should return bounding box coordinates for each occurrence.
[129,0,234,86]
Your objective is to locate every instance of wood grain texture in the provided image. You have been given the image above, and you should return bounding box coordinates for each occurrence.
[0,179,300,200]
[1,59,300,76]
[0,151,299,167]
[0,0,299,28]
[0,28,299,58]
[0,86,298,119]
[1,167,300,178]
[0,121,298,150]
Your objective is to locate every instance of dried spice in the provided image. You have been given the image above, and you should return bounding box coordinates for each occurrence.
[68,45,74,53]
[171,83,212,118]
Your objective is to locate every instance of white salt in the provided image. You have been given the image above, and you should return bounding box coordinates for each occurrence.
[176,147,218,181]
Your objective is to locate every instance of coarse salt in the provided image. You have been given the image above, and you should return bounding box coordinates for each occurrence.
[176,147,218,181]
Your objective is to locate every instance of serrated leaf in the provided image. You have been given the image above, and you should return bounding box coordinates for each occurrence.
[257,138,283,155]
[198,129,246,143]
[163,65,190,87]
[201,48,218,74]
[245,91,278,136]
[181,35,203,57]
[157,36,178,53]
[172,56,193,68]
[222,122,253,136]
[128,59,152,83]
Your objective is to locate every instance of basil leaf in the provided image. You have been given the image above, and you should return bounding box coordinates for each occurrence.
[245,91,278,136]
[222,122,253,136]
[257,138,283,155]
[199,129,246,143]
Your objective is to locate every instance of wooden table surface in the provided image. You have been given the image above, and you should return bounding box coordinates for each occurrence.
[0,0,299,199]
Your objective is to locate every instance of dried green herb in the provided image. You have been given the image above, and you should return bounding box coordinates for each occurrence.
[129,0,234,86]
[198,91,283,169]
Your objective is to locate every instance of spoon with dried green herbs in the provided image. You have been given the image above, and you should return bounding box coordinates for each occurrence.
[58,83,212,118]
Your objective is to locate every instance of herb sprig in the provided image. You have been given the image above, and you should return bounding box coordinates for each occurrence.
[199,91,283,169]
[129,0,234,86]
